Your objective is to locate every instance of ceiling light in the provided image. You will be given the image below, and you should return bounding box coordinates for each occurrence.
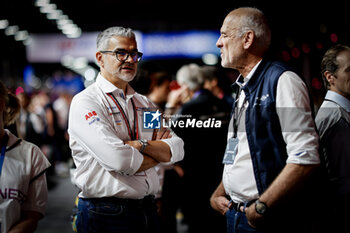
[39,3,57,14]
[46,10,63,20]
[14,30,29,41]
[34,0,82,38]
[5,25,19,36]
[34,0,50,7]
[0,19,9,29]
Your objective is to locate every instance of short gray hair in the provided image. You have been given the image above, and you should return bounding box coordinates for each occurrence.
[176,63,204,91]
[231,7,271,53]
[96,26,135,51]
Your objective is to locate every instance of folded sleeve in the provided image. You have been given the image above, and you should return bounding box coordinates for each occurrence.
[160,130,184,164]
[276,71,320,165]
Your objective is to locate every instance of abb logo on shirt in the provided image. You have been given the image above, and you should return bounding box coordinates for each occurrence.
[85,111,97,120]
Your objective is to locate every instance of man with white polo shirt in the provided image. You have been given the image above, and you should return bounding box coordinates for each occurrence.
[210,7,320,233]
[68,26,184,233]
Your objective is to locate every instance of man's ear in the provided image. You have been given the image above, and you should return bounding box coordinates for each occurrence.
[324,71,335,86]
[243,30,254,49]
[96,51,103,67]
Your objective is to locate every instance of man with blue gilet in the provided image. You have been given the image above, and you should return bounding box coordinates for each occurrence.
[210,7,320,233]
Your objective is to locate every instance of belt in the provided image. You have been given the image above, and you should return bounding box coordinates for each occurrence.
[229,199,256,212]
[82,195,155,208]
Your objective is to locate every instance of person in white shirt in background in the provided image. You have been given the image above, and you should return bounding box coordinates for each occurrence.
[68,26,184,233]
[0,80,50,233]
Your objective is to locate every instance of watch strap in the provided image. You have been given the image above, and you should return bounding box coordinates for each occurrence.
[138,139,148,153]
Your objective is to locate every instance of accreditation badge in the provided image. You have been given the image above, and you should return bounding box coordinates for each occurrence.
[222,137,239,164]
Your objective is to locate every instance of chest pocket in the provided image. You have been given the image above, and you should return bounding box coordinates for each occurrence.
[252,94,279,126]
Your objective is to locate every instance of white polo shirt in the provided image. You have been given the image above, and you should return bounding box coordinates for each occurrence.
[68,74,184,199]
[0,130,50,233]
[223,63,320,203]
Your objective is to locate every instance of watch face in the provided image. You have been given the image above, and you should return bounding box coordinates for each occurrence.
[141,139,148,145]
[255,201,267,214]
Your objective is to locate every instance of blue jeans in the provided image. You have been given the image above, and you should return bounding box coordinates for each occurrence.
[226,208,263,233]
[76,197,160,233]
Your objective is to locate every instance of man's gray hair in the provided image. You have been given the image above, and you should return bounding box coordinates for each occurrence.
[232,7,271,53]
[176,63,204,91]
[96,26,135,51]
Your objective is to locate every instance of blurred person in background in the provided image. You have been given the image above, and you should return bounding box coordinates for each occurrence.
[316,44,350,233]
[17,91,45,148]
[34,91,69,177]
[144,70,186,233]
[210,7,320,233]
[68,26,184,233]
[167,63,231,233]
[0,81,50,233]
[144,71,173,219]
[146,71,172,112]
[52,91,73,175]
[163,78,192,119]
[202,65,234,107]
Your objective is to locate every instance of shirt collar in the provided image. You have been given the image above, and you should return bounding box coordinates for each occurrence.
[325,90,350,113]
[96,73,136,99]
[235,60,262,88]
[4,129,20,149]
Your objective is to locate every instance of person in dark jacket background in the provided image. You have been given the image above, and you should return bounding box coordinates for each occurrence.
[163,63,231,233]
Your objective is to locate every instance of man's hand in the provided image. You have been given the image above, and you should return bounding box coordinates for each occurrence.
[166,85,191,108]
[240,203,264,228]
[124,127,173,163]
[210,181,230,215]
[239,163,319,229]
[210,195,231,216]
[124,127,172,153]
[152,127,172,140]
[124,140,142,151]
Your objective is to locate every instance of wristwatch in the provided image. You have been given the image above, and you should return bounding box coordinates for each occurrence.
[138,139,148,153]
[255,199,268,215]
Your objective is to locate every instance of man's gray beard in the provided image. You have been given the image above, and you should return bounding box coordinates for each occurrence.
[118,73,135,82]
[105,66,135,82]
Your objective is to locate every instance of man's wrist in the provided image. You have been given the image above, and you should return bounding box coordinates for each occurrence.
[138,139,148,153]
[255,199,268,215]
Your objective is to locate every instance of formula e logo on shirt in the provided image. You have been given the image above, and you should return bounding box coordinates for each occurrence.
[143,110,161,129]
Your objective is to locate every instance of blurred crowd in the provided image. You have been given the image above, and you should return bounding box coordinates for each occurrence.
[10,88,74,178]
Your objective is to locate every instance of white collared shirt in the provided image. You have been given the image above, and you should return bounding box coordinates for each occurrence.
[223,62,320,203]
[68,74,184,199]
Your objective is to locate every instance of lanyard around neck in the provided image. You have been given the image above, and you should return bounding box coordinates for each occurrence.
[233,87,247,138]
[0,133,9,176]
[107,93,139,140]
